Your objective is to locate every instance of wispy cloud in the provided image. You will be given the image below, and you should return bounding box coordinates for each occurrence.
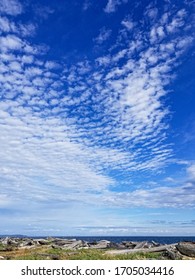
[187,164,195,181]
[76,221,195,236]
[83,0,92,11]
[94,27,112,44]
[101,183,195,209]
[32,4,54,20]
[144,3,158,21]
[121,16,135,30]
[0,0,23,16]
[104,0,128,13]
[0,16,36,37]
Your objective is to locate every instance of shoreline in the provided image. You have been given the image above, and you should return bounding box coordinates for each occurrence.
[0,237,195,260]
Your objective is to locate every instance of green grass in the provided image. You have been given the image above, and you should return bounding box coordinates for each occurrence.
[45,248,163,260]
[12,255,47,260]
[0,245,164,260]
[0,244,7,251]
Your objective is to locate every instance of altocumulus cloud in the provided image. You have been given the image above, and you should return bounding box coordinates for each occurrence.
[0,0,194,235]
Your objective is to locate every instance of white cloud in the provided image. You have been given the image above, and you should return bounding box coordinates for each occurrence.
[0,34,23,51]
[94,28,112,44]
[150,25,165,43]
[18,23,36,37]
[0,16,13,32]
[75,222,195,236]
[176,36,193,49]
[0,16,36,37]
[102,184,195,208]
[104,0,128,13]
[21,55,34,64]
[9,61,22,72]
[95,163,195,209]
[121,17,135,30]
[121,20,135,30]
[0,0,23,16]
[96,55,111,65]
[45,61,60,69]
[187,164,195,181]
[144,5,158,21]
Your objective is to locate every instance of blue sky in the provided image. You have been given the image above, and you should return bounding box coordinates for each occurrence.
[0,0,195,236]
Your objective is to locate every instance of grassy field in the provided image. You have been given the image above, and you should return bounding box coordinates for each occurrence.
[0,246,164,260]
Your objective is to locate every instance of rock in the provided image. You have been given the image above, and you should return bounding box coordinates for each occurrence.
[0,256,4,259]
[89,240,111,249]
[164,249,182,260]
[121,241,136,249]
[1,237,17,246]
[109,242,124,249]
[63,240,84,249]
[53,239,77,246]
[24,241,34,246]
[106,243,178,256]
[134,241,148,249]
[52,239,84,250]
[176,242,195,257]
[1,237,9,245]
[122,241,149,249]
[35,239,50,245]
[19,239,35,247]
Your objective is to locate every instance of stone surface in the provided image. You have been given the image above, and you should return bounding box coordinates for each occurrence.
[134,241,148,249]
[89,240,111,249]
[176,242,195,257]
[63,240,84,249]
[35,239,50,245]
[122,241,136,249]
[106,243,178,255]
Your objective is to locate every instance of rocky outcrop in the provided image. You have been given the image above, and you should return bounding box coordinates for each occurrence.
[176,242,195,257]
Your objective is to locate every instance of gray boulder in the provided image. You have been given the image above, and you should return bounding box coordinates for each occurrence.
[89,240,111,249]
[1,237,17,246]
[35,239,50,245]
[53,239,77,246]
[63,240,84,249]
[176,242,195,257]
